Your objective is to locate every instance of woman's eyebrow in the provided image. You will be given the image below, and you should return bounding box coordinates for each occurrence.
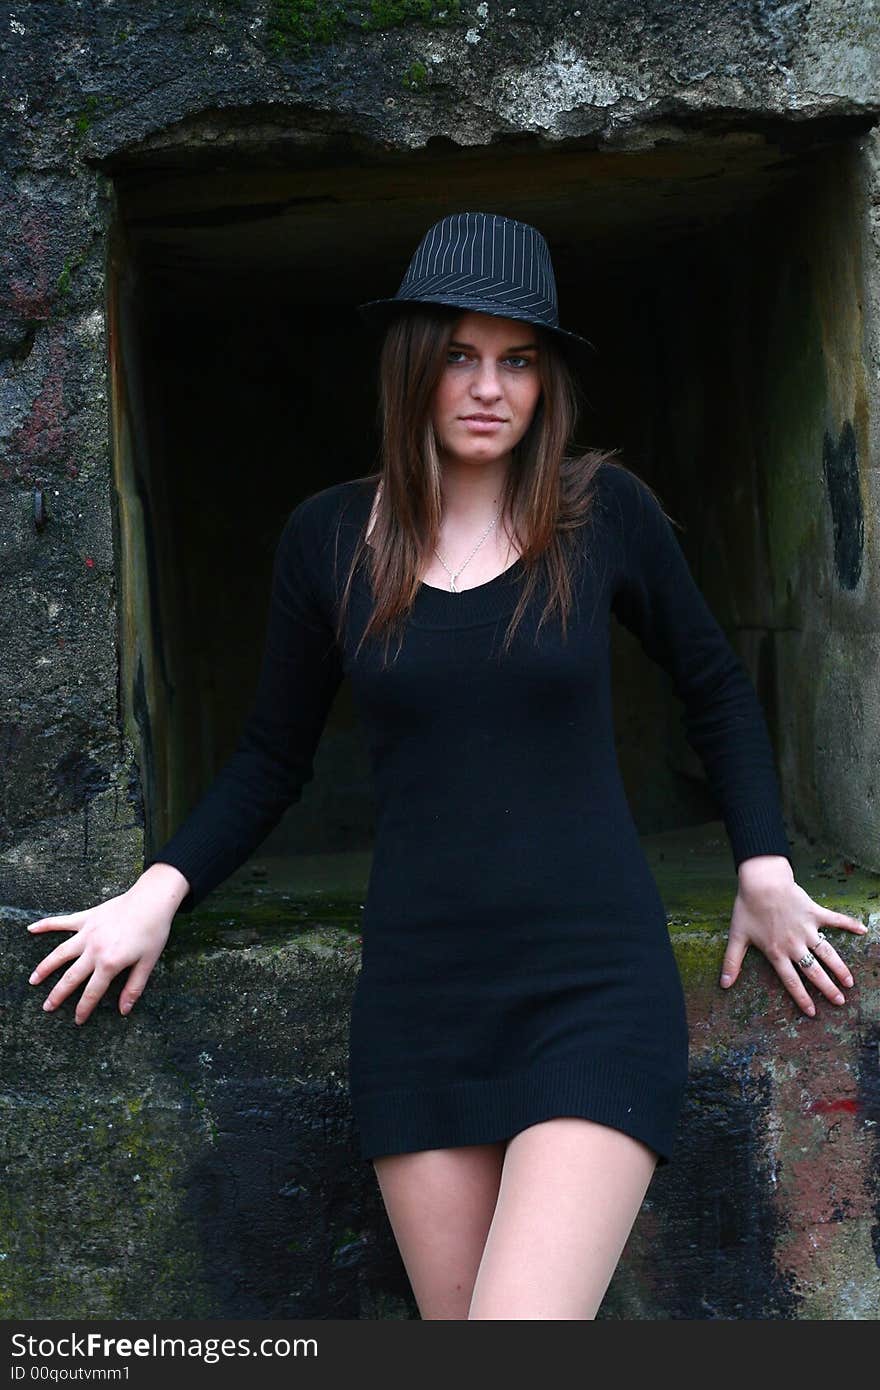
[448,339,539,352]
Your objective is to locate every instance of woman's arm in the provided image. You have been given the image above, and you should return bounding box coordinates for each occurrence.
[608,466,792,872]
[606,466,866,1013]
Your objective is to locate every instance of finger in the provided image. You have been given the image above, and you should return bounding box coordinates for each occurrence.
[796,955,846,1007]
[809,937,854,989]
[770,957,818,1016]
[41,955,95,1014]
[720,935,749,988]
[26,913,87,934]
[73,966,117,1026]
[28,939,83,985]
[822,909,868,935]
[119,958,157,1016]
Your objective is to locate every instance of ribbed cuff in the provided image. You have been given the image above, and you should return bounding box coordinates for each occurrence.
[143,822,244,915]
[724,803,793,873]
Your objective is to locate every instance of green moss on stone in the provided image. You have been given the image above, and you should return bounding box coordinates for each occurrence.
[265,0,461,49]
[401,58,429,88]
[57,248,88,300]
[73,93,100,137]
[0,1095,210,1318]
[161,899,362,962]
[670,931,725,990]
[266,0,348,52]
[364,0,461,28]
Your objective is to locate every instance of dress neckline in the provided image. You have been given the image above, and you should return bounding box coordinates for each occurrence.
[419,554,525,594]
[351,477,528,629]
[413,554,527,628]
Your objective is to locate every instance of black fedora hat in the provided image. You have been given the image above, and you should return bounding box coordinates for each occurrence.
[357,211,596,364]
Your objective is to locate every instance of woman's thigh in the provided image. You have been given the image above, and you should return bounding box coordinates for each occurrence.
[372,1141,507,1320]
[467,1116,658,1320]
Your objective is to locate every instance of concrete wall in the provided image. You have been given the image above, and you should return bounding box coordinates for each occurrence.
[3,0,880,1318]
[4,853,880,1319]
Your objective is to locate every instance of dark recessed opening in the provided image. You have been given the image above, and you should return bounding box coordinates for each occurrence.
[106,127,865,905]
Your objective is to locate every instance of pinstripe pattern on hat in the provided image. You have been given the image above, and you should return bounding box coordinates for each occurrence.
[358,211,595,360]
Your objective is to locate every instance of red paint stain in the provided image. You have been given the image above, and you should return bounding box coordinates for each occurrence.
[807,1097,860,1115]
[84,557,94,568]
[11,320,67,467]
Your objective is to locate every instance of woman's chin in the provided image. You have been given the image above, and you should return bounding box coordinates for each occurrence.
[442,440,512,467]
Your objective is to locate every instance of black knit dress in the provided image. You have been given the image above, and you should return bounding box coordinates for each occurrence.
[145,462,793,1167]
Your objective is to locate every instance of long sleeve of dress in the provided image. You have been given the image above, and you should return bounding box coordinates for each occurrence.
[142,496,344,914]
[606,466,793,874]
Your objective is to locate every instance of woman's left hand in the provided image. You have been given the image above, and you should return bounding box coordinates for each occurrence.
[719,854,868,1017]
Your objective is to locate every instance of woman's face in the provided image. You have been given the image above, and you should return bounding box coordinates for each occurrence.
[430,311,543,468]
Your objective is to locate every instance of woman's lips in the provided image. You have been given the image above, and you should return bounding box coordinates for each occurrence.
[461,417,505,432]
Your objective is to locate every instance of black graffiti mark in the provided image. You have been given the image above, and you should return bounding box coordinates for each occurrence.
[856,1022,880,1271]
[823,419,863,590]
[651,1061,801,1319]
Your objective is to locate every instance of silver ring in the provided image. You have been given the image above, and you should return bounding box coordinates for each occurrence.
[813,931,829,952]
[797,950,817,970]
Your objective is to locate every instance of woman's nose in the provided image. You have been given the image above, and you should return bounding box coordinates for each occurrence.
[471,362,503,397]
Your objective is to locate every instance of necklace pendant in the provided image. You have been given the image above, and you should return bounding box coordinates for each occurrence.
[433,506,500,595]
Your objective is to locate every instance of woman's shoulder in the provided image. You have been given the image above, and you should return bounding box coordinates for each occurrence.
[285,474,377,552]
[585,460,681,583]
[591,458,654,511]
[591,459,669,539]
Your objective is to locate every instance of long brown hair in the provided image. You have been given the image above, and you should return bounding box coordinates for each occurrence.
[332,304,665,665]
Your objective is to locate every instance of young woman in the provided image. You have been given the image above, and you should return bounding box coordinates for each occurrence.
[25,212,866,1320]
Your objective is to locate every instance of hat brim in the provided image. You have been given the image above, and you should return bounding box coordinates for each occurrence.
[356,295,597,362]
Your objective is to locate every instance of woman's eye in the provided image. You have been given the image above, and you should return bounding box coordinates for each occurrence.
[446,351,533,368]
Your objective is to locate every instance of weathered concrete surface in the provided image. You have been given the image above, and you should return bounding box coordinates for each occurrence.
[1,897,415,1320]
[6,0,880,169]
[3,0,880,1318]
[2,0,880,954]
[4,826,880,1319]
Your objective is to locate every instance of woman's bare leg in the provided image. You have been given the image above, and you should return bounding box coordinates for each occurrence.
[467,1117,658,1320]
[372,1141,507,1319]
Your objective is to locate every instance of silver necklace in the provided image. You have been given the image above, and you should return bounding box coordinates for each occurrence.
[433,508,501,592]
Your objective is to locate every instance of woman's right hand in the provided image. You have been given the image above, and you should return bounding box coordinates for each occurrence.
[25,864,190,1025]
